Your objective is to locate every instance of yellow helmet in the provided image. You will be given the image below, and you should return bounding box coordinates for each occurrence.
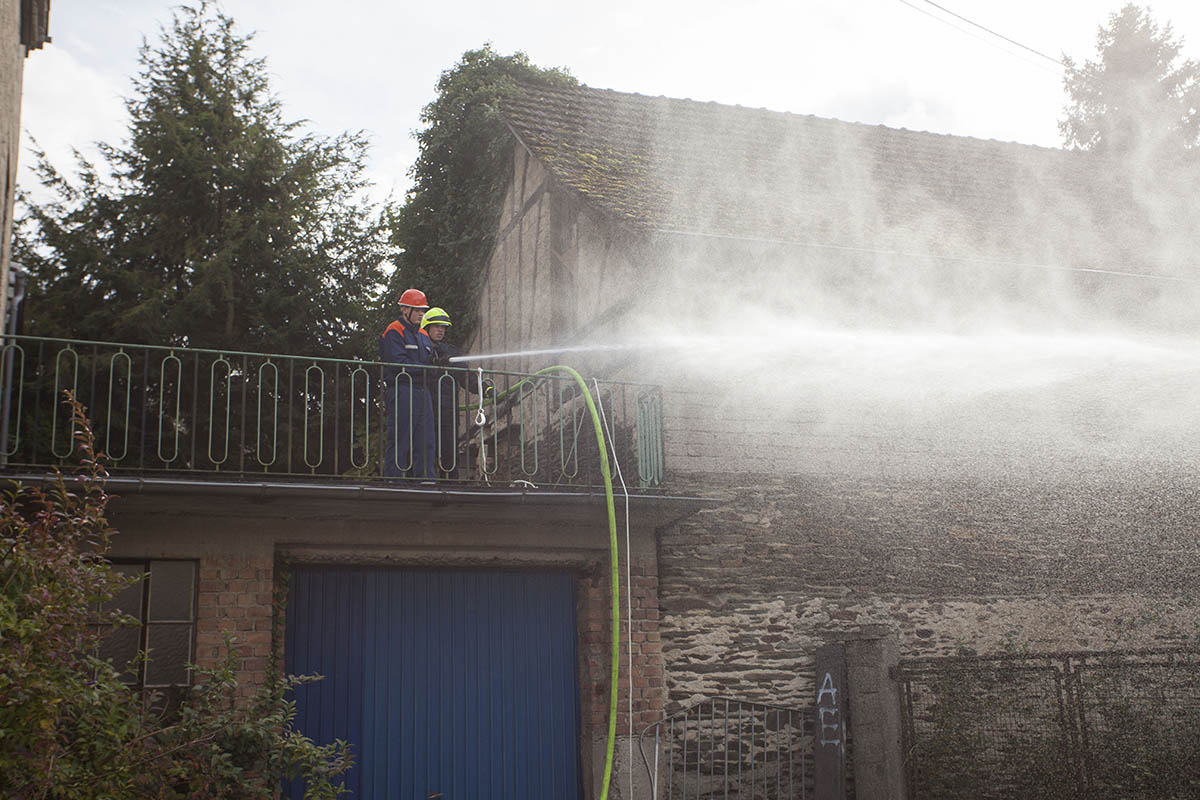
[422,307,452,327]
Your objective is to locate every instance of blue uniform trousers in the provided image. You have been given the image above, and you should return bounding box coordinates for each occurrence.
[384,380,435,480]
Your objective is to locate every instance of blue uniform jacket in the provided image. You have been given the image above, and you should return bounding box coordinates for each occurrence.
[379,318,433,389]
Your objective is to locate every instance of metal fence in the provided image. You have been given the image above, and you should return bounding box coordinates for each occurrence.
[898,648,1200,799]
[0,335,665,489]
[640,697,814,800]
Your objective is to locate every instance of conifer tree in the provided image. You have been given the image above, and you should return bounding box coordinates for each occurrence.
[17,3,393,358]
[1060,4,1200,156]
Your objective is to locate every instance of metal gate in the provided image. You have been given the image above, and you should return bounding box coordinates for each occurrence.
[639,697,814,799]
[284,566,583,799]
[898,648,1200,799]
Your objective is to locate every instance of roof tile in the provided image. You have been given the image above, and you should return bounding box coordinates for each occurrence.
[502,82,1172,268]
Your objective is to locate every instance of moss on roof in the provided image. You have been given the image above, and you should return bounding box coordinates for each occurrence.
[501,82,1190,271]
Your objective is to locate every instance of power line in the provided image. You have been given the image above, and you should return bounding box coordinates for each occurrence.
[916,0,1069,69]
[896,0,1120,91]
[893,0,1061,78]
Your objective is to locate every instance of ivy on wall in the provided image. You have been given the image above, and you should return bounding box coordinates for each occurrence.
[385,46,576,343]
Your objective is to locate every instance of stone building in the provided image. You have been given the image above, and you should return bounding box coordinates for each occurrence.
[477,81,1200,714]
[5,74,1200,799]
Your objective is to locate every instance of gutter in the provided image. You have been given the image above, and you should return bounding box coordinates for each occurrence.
[1,472,719,512]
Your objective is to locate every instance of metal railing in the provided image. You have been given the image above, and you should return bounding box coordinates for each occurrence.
[0,335,665,489]
[898,648,1200,799]
[640,697,813,799]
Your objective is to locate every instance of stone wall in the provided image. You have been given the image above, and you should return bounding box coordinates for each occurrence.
[656,475,1200,709]
[617,303,1200,714]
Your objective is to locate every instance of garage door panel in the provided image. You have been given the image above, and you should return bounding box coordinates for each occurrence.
[285,567,582,800]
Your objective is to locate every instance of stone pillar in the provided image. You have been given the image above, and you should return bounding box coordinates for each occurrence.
[844,634,907,800]
[814,643,849,800]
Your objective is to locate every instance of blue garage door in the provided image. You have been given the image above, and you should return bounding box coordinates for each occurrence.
[285,567,582,800]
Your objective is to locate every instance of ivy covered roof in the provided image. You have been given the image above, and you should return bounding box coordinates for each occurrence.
[501,82,1176,269]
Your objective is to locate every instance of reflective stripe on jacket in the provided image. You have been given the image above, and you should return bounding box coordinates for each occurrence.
[379,318,434,387]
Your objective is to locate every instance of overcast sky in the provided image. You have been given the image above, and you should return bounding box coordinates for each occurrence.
[20,0,1200,204]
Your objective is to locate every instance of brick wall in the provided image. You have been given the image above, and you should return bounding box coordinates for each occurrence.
[194,554,276,698]
[578,554,666,733]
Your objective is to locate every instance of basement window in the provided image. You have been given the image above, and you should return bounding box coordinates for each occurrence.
[98,560,197,710]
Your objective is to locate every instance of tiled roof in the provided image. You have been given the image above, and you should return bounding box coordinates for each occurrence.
[501,83,1163,267]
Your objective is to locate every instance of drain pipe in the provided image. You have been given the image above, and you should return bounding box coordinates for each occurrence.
[1,264,26,464]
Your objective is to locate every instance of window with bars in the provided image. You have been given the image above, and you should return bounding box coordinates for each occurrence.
[98,560,197,709]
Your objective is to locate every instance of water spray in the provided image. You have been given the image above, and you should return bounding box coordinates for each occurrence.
[448,343,632,363]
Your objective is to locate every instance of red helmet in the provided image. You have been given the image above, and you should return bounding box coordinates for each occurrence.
[398,288,429,309]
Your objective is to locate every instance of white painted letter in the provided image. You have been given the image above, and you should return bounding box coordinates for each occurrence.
[817,672,838,706]
[819,707,841,746]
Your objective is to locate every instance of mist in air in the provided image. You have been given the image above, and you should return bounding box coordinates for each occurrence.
[486,92,1200,483]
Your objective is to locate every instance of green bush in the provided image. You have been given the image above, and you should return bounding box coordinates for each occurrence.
[0,395,351,798]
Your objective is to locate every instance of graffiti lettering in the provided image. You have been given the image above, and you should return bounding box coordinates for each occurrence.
[817,671,842,747]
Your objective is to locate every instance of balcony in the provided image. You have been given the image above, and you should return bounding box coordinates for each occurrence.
[0,336,665,492]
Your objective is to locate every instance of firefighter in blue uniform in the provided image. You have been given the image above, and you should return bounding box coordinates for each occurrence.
[379,288,435,480]
[422,306,474,478]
